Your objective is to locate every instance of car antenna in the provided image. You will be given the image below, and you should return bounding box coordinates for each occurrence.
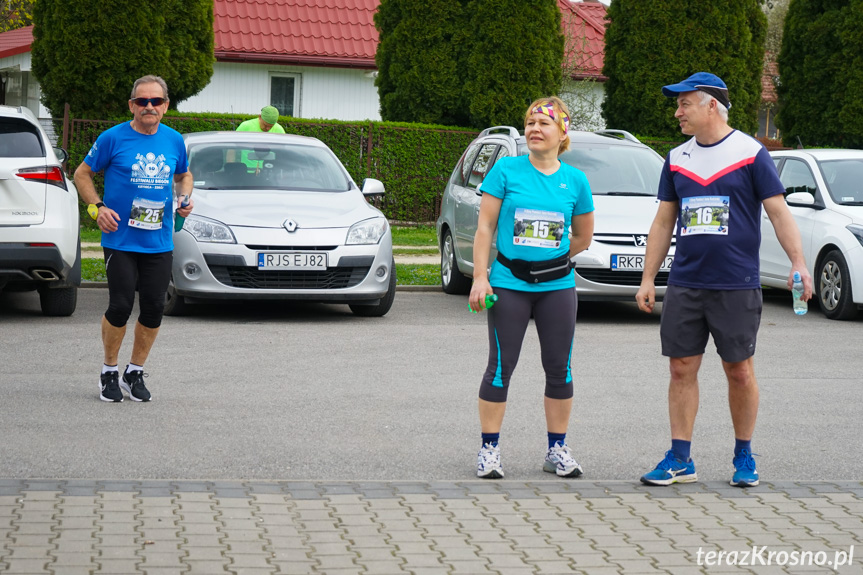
[796,135,804,149]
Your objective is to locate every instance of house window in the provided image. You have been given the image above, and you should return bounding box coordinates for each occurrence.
[270,74,300,117]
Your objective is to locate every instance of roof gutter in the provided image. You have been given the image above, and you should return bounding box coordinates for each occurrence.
[215,51,377,70]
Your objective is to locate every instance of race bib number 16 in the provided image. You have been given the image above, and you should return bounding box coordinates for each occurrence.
[513,207,566,248]
[680,196,730,236]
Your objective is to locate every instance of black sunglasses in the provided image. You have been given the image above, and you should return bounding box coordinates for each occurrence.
[130,97,167,107]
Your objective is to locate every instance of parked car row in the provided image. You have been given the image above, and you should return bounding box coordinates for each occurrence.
[2,109,860,321]
[436,126,675,302]
[436,127,863,320]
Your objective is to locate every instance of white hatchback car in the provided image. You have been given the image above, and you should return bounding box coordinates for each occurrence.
[761,149,863,319]
[167,132,395,317]
[0,105,80,316]
[436,127,674,300]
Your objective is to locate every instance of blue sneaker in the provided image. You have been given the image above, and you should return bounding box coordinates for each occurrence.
[730,449,759,487]
[640,450,697,486]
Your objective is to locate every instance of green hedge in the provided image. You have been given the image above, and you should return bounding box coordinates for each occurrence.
[67,112,477,228]
[66,111,685,228]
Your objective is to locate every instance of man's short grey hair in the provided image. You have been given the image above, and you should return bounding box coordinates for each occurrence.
[697,90,728,121]
[131,75,169,101]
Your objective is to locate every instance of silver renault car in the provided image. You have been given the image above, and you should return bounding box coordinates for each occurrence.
[436,126,674,300]
[167,132,394,316]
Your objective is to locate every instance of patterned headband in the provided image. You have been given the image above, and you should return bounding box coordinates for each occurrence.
[531,102,570,133]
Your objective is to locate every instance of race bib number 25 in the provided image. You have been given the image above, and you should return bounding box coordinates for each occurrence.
[128,197,166,230]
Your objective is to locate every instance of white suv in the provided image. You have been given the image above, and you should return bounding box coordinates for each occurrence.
[0,105,80,316]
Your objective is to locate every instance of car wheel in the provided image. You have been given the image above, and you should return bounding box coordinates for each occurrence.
[350,259,396,317]
[163,275,189,316]
[816,249,858,320]
[441,229,471,295]
[39,286,77,316]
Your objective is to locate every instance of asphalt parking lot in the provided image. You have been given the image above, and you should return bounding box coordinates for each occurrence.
[1,287,860,482]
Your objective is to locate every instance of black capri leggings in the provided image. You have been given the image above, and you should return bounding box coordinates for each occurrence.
[103,248,173,329]
[479,287,578,403]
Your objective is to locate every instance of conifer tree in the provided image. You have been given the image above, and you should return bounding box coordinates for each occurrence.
[602,0,766,138]
[777,0,863,147]
[31,0,213,118]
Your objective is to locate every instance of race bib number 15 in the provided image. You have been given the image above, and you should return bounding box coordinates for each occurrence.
[513,208,566,248]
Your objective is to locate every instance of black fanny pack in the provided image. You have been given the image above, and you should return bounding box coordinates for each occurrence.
[496,253,573,284]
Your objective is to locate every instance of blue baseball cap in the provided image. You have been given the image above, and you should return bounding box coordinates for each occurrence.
[661,72,732,109]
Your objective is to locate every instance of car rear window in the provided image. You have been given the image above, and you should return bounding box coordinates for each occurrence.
[0,118,44,158]
[188,142,351,191]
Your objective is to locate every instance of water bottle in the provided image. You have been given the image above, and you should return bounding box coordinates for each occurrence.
[469,294,498,313]
[174,195,191,232]
[792,271,807,315]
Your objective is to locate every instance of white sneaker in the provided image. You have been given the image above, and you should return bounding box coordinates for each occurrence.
[477,443,504,479]
[543,443,583,477]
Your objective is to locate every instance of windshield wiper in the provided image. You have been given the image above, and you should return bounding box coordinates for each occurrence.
[839,201,863,206]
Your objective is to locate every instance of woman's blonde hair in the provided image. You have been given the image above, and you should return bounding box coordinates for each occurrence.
[524,96,571,155]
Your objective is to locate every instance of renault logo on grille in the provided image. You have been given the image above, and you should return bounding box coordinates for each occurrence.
[284,219,298,232]
[634,235,647,247]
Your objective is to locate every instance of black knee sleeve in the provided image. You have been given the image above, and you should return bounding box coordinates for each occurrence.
[545,380,574,400]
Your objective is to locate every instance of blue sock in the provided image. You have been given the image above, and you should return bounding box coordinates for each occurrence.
[481,433,499,448]
[671,439,691,462]
[548,432,566,449]
[735,439,751,457]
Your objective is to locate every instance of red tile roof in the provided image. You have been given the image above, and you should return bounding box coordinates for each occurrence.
[0,25,33,59]
[558,0,608,80]
[214,0,379,68]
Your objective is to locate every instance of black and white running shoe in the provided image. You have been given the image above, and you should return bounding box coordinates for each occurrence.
[99,371,123,402]
[121,368,152,402]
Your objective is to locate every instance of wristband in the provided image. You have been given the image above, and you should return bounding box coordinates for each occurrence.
[87,202,105,220]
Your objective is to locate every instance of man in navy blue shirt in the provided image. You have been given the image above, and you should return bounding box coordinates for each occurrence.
[635,72,812,487]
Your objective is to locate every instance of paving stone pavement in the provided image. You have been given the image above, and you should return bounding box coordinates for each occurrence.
[1,480,862,575]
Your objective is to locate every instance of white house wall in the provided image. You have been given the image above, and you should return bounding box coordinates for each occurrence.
[177,61,381,122]
[0,52,52,119]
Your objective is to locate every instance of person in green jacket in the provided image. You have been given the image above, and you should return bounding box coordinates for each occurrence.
[236,105,285,133]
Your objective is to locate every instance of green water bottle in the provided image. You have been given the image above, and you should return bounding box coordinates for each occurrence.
[469,294,498,313]
[174,195,191,232]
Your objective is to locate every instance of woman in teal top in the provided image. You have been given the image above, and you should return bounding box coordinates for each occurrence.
[470,97,595,479]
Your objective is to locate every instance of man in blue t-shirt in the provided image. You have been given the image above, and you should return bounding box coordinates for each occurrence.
[75,75,194,404]
[635,72,813,488]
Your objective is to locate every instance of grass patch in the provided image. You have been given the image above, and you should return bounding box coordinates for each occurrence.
[80,228,101,243]
[393,247,439,256]
[395,264,439,286]
[81,258,440,286]
[81,259,107,282]
[391,225,437,246]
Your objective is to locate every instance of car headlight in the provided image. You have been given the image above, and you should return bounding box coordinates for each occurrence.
[346,217,388,245]
[184,215,237,244]
[848,224,863,247]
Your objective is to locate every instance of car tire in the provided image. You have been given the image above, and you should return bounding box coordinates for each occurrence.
[816,249,858,320]
[164,275,189,316]
[39,285,77,316]
[441,229,471,295]
[350,259,396,317]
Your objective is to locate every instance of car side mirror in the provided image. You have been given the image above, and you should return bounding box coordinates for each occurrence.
[361,178,385,197]
[475,182,482,196]
[53,147,68,163]
[786,191,816,207]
